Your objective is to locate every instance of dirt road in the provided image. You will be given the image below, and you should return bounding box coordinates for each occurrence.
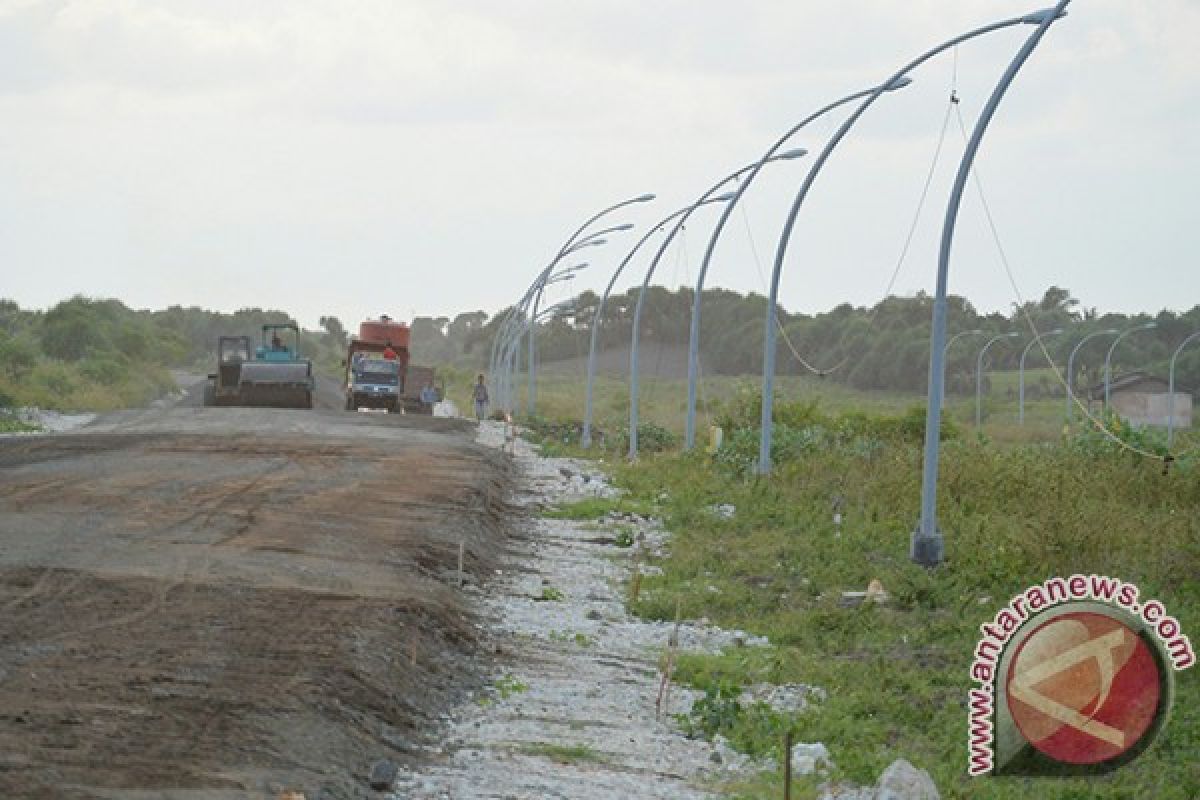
[0,402,512,799]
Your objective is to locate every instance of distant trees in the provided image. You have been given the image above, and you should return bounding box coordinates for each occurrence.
[472,286,1200,396]
[3,287,1197,412]
[409,310,489,363]
[319,316,347,345]
[0,296,347,410]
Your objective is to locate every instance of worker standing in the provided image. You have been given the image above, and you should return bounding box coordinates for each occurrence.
[472,374,489,421]
[382,341,398,360]
[419,382,438,410]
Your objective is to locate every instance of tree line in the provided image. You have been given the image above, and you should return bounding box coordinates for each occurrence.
[0,296,348,409]
[3,287,1196,411]
[452,285,1200,396]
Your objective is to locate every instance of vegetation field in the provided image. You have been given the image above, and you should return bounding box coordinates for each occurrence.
[513,367,1088,453]
[523,379,1199,800]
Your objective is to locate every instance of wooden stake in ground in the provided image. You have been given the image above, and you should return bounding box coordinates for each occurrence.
[629,541,644,604]
[783,729,793,800]
[654,597,682,719]
[457,539,465,588]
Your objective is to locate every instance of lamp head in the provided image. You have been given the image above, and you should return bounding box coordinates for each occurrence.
[885,75,913,92]
[712,191,738,203]
[612,223,635,232]
[1021,8,1067,26]
[776,147,809,161]
[1141,322,1158,330]
[634,193,656,203]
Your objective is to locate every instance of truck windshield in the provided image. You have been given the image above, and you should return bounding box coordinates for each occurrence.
[355,361,399,385]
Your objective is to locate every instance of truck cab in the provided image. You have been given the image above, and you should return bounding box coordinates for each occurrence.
[346,356,402,412]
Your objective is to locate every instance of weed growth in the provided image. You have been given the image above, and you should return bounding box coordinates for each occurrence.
[603,396,1198,799]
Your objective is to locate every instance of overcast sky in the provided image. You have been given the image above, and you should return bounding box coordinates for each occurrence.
[1,0,1197,330]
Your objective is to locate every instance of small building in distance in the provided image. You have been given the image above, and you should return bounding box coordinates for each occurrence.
[1087,371,1192,428]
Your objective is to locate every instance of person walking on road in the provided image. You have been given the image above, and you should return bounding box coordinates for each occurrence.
[472,374,489,421]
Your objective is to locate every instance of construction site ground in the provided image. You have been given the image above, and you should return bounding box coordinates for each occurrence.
[0,379,514,799]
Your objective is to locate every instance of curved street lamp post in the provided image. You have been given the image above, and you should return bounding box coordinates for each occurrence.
[1104,322,1157,412]
[942,329,985,402]
[975,332,1020,429]
[759,6,1067,477]
[1168,331,1200,448]
[1017,328,1064,424]
[528,262,592,414]
[1064,328,1119,421]
[492,193,654,415]
[629,152,809,458]
[684,83,917,450]
[581,205,714,449]
[496,299,577,412]
[912,1,1070,566]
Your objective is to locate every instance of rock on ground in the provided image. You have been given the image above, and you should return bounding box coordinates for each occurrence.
[877,758,940,800]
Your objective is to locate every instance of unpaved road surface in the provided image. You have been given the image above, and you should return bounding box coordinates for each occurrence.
[0,404,512,799]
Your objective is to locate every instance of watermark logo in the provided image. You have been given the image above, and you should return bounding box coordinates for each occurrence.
[968,575,1192,777]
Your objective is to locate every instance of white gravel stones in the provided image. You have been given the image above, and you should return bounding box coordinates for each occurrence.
[387,421,764,799]
[8,408,96,433]
[875,758,940,800]
[432,401,459,417]
[707,503,737,519]
[790,741,832,776]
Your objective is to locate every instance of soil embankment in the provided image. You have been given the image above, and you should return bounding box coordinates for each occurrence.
[0,407,512,798]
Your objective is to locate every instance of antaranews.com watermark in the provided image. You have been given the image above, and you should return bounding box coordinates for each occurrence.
[968,574,1193,777]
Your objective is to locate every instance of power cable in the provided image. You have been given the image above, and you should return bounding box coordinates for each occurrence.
[951,102,1177,462]
[738,84,958,379]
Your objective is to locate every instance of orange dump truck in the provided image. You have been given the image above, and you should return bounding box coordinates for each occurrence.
[344,317,436,414]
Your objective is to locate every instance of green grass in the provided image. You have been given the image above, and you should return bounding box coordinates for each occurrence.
[517,742,605,764]
[536,586,566,602]
[514,369,1197,798]
[0,359,178,411]
[514,362,1199,797]
[0,414,40,433]
[517,367,1199,453]
[506,362,1200,796]
[608,431,1197,799]
[522,372,922,443]
[541,496,653,520]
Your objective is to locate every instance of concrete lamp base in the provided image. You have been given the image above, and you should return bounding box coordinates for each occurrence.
[909,528,945,567]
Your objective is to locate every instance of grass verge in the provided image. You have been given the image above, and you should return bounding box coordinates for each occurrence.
[599,408,1198,800]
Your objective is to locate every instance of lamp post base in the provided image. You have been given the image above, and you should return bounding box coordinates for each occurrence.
[909,527,945,567]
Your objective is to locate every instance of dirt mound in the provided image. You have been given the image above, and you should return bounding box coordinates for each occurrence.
[0,427,514,798]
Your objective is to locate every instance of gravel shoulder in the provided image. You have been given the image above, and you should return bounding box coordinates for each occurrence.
[388,422,766,799]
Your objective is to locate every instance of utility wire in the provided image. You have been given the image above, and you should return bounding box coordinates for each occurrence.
[951,102,1175,462]
[739,86,958,378]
